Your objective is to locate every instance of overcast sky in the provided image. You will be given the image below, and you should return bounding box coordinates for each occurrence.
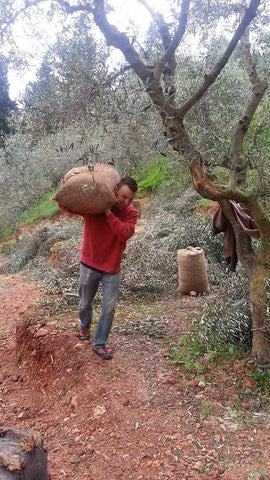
[8,0,171,100]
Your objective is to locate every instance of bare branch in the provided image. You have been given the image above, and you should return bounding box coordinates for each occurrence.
[231,22,268,186]
[93,0,151,83]
[137,0,171,50]
[155,0,191,80]
[55,0,93,14]
[178,0,261,118]
[137,0,190,107]
[0,0,46,36]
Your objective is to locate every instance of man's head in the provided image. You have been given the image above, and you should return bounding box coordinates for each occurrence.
[114,176,138,210]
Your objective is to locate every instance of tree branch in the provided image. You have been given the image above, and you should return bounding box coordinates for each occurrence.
[55,0,94,14]
[137,0,190,107]
[137,0,171,50]
[93,0,151,83]
[155,0,190,80]
[177,0,260,118]
[190,162,270,237]
[0,0,46,36]
[231,19,268,186]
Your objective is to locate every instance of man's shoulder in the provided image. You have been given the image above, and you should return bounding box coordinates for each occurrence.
[124,204,139,220]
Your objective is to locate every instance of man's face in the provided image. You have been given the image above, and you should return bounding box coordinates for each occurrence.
[114,185,135,210]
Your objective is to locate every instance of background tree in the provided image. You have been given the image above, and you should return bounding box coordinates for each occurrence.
[0,55,16,141]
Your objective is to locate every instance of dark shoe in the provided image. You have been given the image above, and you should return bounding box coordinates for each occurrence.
[76,328,90,340]
[92,345,113,360]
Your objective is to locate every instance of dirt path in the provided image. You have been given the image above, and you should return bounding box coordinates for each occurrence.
[0,273,269,480]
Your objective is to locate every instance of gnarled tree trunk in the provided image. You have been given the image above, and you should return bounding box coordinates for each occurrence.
[250,247,270,364]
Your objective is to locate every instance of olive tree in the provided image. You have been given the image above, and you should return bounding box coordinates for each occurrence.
[69,0,270,363]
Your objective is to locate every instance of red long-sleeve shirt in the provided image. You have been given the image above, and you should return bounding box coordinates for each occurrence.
[59,204,138,273]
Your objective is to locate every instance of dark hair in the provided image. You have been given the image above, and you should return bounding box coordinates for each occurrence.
[117,176,138,193]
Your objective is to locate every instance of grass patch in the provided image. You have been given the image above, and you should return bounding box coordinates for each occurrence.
[198,402,216,418]
[0,228,12,241]
[209,343,247,366]
[196,198,213,208]
[247,364,270,393]
[0,238,17,253]
[169,327,248,376]
[21,189,60,225]
[134,158,176,196]
[169,328,206,374]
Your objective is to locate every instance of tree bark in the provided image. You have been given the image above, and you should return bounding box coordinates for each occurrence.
[250,254,270,364]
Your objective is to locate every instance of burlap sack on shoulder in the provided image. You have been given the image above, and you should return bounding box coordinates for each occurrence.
[54,163,121,214]
[177,246,210,294]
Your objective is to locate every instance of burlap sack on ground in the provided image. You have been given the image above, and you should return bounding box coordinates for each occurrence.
[177,246,210,294]
[54,163,121,214]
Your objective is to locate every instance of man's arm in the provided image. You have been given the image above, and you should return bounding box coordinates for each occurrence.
[105,208,138,242]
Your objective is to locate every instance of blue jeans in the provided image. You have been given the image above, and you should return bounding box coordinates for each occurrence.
[78,263,121,347]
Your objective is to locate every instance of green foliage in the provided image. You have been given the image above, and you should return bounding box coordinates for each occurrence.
[196,198,212,208]
[135,158,176,195]
[169,325,270,391]
[0,228,12,241]
[212,166,230,184]
[209,343,246,366]
[247,364,270,392]
[21,190,59,225]
[198,402,215,418]
[258,470,268,478]
[23,29,108,135]
[169,328,206,374]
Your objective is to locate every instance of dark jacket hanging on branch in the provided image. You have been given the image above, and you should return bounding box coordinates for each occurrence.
[212,202,260,271]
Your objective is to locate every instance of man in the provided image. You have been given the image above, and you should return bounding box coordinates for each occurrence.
[59,176,138,360]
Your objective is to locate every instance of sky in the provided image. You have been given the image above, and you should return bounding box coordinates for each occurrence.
[8,0,171,101]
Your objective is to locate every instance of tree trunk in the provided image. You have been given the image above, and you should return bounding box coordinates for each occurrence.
[250,249,270,364]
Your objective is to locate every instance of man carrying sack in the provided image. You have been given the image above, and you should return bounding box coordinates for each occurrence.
[58,174,138,360]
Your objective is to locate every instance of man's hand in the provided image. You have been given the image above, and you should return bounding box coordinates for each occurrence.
[104,208,112,217]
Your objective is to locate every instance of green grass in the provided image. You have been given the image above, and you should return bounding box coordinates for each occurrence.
[1,190,61,242]
[196,198,213,208]
[134,158,176,195]
[21,189,60,225]
[198,402,216,418]
[247,364,270,393]
[0,228,12,241]
[169,328,206,374]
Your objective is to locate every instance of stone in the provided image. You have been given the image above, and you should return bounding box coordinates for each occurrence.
[35,327,49,338]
